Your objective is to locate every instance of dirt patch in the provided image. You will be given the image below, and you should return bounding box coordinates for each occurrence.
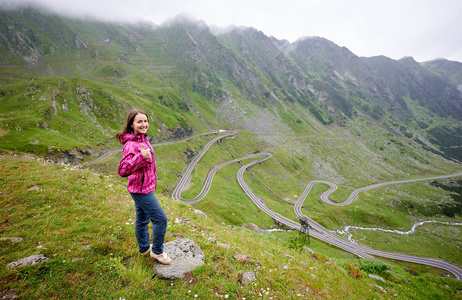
[0,275,21,299]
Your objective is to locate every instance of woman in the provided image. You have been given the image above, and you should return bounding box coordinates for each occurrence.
[116,109,172,264]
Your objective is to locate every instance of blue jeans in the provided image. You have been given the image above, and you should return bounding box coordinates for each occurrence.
[130,192,167,255]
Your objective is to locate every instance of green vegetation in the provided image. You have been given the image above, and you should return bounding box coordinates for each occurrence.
[0,76,213,155]
[427,125,462,161]
[1,7,462,298]
[2,154,462,299]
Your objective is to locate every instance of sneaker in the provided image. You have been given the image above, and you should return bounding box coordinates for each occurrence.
[150,252,173,264]
[141,245,152,256]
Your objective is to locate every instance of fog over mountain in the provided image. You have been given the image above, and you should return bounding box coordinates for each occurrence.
[1,0,462,63]
[1,5,462,164]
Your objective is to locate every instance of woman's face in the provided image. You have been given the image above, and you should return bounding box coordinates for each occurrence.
[131,113,149,135]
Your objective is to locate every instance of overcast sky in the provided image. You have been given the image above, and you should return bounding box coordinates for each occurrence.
[2,0,462,62]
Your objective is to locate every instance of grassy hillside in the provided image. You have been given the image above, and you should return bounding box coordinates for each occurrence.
[84,120,462,272]
[0,76,213,156]
[1,7,462,162]
[2,153,462,299]
[1,7,462,297]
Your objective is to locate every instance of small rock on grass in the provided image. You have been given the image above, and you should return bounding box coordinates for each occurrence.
[368,274,385,282]
[370,284,387,293]
[6,254,50,269]
[193,209,207,217]
[0,237,23,243]
[27,185,41,191]
[238,271,256,285]
[242,223,273,235]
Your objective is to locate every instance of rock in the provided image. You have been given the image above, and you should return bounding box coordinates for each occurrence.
[69,149,85,161]
[303,247,315,254]
[216,241,230,248]
[169,125,193,139]
[193,209,207,217]
[27,186,41,191]
[0,288,19,300]
[206,237,217,244]
[153,239,205,279]
[0,237,23,243]
[242,223,273,235]
[71,258,84,262]
[370,284,387,293]
[76,148,93,156]
[239,271,256,285]
[368,274,385,282]
[183,148,196,160]
[6,254,50,269]
[174,218,191,225]
[205,237,229,248]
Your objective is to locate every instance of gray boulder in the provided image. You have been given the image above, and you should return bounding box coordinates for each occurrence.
[193,209,207,217]
[7,254,50,269]
[153,238,205,279]
[239,271,256,285]
[368,274,386,282]
[242,223,273,235]
[370,284,387,293]
[0,237,23,243]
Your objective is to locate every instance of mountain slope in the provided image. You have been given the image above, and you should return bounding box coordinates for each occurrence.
[363,56,462,120]
[1,5,462,289]
[1,5,462,160]
[423,58,462,86]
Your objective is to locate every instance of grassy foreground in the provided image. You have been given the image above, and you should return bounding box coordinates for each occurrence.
[1,154,462,299]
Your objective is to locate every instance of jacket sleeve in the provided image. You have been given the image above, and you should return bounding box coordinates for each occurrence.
[118,142,147,177]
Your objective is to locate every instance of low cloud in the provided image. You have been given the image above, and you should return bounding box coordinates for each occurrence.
[1,0,462,62]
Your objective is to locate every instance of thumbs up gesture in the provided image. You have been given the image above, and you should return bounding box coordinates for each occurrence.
[140,144,151,159]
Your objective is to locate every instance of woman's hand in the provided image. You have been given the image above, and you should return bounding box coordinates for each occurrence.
[140,144,151,160]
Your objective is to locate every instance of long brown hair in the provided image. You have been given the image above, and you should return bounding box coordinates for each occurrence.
[116,109,148,144]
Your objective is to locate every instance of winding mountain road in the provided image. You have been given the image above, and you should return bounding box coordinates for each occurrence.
[173,131,462,280]
[172,131,237,201]
[82,132,224,166]
[293,178,462,280]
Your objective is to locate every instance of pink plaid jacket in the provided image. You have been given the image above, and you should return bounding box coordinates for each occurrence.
[118,133,157,194]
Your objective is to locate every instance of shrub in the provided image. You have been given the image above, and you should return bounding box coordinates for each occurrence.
[358,259,388,274]
[344,262,363,279]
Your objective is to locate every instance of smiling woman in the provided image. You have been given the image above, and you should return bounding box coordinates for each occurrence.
[132,113,149,135]
[116,109,173,265]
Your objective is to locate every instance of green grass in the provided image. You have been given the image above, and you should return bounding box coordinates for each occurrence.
[0,76,211,154]
[2,153,462,299]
